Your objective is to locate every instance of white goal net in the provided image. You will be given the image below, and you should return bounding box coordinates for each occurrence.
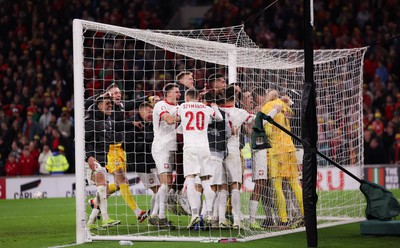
[73,19,367,243]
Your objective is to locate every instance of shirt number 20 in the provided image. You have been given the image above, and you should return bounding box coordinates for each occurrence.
[185,111,205,130]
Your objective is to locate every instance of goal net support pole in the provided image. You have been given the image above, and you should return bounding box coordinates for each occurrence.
[302,0,318,247]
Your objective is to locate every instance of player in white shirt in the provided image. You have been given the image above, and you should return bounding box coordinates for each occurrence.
[177,88,223,229]
[150,83,181,229]
[243,88,276,230]
[219,85,255,229]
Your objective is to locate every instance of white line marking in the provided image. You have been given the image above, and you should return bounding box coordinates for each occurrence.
[47,243,79,248]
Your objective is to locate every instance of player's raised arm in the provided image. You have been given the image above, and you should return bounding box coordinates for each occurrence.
[210,102,223,121]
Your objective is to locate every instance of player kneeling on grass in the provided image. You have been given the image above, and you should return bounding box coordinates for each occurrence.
[177,88,223,229]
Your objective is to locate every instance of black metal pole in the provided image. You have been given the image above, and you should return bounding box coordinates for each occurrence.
[302,0,318,247]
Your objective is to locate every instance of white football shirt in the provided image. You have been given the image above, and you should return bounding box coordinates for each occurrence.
[152,100,178,151]
[177,102,216,149]
[219,105,254,153]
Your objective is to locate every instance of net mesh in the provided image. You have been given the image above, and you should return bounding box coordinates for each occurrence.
[75,20,367,242]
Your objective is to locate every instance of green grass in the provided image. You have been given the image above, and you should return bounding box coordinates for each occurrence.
[1,189,399,248]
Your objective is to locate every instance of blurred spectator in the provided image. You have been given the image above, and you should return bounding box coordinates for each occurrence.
[371,112,385,136]
[384,94,396,122]
[46,145,69,174]
[39,106,52,130]
[4,153,19,176]
[49,128,67,152]
[383,124,396,163]
[27,98,39,121]
[38,144,52,175]
[56,111,73,139]
[42,92,61,117]
[0,136,9,174]
[22,111,42,141]
[362,84,373,110]
[364,137,388,164]
[18,145,39,176]
[375,60,389,85]
[9,141,22,162]
[29,140,40,162]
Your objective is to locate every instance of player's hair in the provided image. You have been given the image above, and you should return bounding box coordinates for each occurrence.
[163,83,179,96]
[203,90,224,105]
[176,71,192,81]
[185,88,199,100]
[203,90,215,103]
[225,85,236,101]
[207,73,224,86]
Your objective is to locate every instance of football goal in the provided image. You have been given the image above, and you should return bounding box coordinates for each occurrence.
[73,19,367,243]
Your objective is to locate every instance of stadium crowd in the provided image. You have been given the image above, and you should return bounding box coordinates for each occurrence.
[1,0,400,176]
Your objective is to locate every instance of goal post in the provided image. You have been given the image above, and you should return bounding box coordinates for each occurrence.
[73,19,367,243]
[72,19,87,244]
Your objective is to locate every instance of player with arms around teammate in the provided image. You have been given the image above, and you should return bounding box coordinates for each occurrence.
[244,88,276,229]
[150,83,181,228]
[219,85,255,229]
[202,92,231,228]
[177,88,223,228]
[126,102,160,216]
[262,90,304,226]
[86,91,148,227]
[85,93,121,229]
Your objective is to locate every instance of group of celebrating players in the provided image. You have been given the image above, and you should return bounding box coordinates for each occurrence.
[84,71,304,231]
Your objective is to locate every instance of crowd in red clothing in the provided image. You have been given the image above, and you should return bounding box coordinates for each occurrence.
[1,0,400,177]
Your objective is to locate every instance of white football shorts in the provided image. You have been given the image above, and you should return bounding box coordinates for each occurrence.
[252,149,268,181]
[210,156,226,185]
[152,148,175,174]
[137,168,160,189]
[183,147,212,178]
[224,152,243,184]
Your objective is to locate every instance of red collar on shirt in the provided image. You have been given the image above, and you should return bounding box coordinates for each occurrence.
[164,99,176,106]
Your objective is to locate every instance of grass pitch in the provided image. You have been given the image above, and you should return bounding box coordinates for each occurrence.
[0,189,399,248]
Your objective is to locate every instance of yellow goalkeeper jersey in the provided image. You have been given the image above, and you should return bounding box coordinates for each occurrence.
[261,98,295,155]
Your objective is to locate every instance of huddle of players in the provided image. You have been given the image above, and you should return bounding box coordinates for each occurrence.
[84,71,304,231]
[148,73,304,230]
[150,79,254,230]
